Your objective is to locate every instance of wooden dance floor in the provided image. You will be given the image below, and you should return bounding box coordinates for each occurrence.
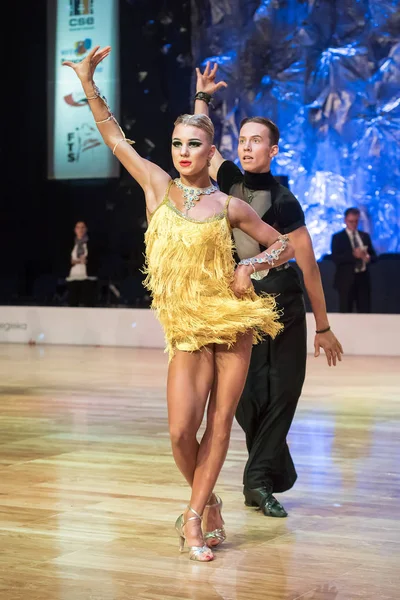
[0,343,399,600]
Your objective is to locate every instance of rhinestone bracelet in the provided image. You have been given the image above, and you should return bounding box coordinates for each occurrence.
[238,235,289,267]
[86,82,135,152]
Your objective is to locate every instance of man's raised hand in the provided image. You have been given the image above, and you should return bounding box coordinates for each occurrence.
[195,61,228,96]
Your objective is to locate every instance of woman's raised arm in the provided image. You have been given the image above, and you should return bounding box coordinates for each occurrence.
[63,45,170,212]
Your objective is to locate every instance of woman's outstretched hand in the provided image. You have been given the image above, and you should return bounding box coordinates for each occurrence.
[196,61,228,96]
[62,45,111,82]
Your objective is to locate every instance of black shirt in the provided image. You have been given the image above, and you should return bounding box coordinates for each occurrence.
[217,160,306,296]
[217,160,305,237]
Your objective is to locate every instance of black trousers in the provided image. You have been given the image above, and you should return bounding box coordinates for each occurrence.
[338,271,371,313]
[67,279,96,307]
[235,269,307,493]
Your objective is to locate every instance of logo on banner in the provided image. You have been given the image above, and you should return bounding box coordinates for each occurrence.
[70,0,93,15]
[60,39,92,64]
[64,91,88,107]
[69,0,94,30]
[75,38,92,55]
[67,124,101,162]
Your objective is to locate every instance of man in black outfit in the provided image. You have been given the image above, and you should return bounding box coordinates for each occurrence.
[195,63,343,518]
[331,207,377,313]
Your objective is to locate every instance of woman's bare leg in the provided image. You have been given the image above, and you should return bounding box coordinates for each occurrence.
[167,346,214,486]
[167,346,215,550]
[188,332,253,533]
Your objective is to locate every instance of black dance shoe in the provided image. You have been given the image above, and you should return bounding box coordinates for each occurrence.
[243,486,288,518]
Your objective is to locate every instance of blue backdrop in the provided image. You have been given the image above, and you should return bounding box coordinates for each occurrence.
[191,0,400,259]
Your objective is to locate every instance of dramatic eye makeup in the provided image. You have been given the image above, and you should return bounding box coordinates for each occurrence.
[172,138,203,148]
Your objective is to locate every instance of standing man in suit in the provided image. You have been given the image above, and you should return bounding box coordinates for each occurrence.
[331,207,377,313]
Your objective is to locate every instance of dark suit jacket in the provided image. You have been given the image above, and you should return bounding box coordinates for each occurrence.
[66,238,102,279]
[331,229,377,291]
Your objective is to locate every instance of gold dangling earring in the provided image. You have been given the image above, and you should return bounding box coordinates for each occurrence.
[207,159,211,167]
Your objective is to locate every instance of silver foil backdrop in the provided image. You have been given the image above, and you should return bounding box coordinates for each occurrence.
[191,0,400,259]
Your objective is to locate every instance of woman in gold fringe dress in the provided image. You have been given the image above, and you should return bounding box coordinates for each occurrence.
[63,46,294,562]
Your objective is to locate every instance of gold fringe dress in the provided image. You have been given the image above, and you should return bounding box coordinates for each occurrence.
[143,180,283,360]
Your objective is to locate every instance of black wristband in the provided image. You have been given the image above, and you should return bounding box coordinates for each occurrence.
[195,91,213,105]
[316,326,331,334]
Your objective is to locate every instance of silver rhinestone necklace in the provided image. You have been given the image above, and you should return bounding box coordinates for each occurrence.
[174,178,218,211]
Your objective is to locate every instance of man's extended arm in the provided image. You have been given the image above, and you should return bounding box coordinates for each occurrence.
[289,226,343,366]
[194,62,227,181]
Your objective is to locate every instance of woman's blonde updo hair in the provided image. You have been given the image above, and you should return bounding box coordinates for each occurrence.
[173,114,214,144]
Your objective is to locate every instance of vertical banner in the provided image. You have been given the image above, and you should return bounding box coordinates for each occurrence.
[47,0,119,179]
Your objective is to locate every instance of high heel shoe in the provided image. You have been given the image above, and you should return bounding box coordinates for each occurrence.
[203,494,226,548]
[175,506,214,562]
